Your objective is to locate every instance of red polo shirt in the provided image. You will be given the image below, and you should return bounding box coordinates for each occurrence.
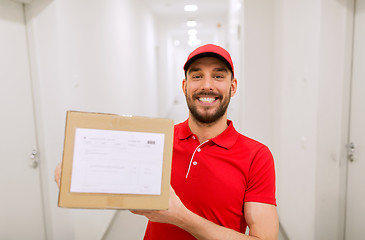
[143,119,276,239]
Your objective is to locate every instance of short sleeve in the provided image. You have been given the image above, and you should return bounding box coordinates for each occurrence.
[244,146,276,206]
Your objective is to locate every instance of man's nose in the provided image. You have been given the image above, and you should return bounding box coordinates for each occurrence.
[201,77,214,90]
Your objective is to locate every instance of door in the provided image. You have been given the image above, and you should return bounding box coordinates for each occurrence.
[345,0,365,239]
[0,0,45,239]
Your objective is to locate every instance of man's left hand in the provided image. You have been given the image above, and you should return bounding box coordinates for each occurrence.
[130,186,187,226]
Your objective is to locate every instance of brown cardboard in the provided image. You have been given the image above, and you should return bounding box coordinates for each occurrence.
[58,111,174,210]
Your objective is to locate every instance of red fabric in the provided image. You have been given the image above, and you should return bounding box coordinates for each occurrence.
[143,119,276,240]
[183,44,235,77]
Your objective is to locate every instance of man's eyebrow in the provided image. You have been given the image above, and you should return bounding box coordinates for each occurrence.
[187,67,201,74]
[188,67,229,74]
[213,67,228,72]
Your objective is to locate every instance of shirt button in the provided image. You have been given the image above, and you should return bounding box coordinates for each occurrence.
[197,148,201,152]
[193,161,197,165]
[192,136,196,140]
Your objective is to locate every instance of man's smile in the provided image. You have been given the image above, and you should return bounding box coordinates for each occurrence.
[192,92,222,106]
[198,96,218,104]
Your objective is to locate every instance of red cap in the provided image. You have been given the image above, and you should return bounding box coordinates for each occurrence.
[183,44,234,77]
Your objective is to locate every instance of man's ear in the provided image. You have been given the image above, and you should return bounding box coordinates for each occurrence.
[230,78,237,97]
[182,78,187,95]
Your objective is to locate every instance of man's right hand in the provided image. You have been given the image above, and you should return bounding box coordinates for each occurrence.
[54,163,62,188]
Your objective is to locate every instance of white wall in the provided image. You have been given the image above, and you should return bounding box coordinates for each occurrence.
[273,1,322,239]
[242,0,353,239]
[226,0,243,131]
[25,0,157,239]
[314,1,353,239]
[241,0,275,146]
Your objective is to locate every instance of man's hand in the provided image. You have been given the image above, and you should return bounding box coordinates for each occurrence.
[131,186,188,226]
[131,186,278,240]
[54,163,62,188]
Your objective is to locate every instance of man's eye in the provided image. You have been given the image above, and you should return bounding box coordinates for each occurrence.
[214,75,224,79]
[192,75,202,79]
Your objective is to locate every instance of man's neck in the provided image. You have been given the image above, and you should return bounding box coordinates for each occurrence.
[188,114,228,143]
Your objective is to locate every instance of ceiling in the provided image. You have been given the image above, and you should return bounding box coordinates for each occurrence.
[144,0,229,47]
[144,0,228,18]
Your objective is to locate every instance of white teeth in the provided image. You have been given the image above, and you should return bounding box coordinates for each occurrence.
[199,97,215,103]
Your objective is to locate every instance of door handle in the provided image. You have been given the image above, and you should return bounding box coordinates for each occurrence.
[347,142,356,162]
[30,149,39,168]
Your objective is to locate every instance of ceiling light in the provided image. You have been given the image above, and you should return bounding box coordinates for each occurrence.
[184,4,198,12]
[188,29,198,35]
[188,38,201,46]
[187,29,200,46]
[187,20,197,27]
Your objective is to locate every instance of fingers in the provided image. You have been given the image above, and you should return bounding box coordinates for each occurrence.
[54,163,62,188]
[130,210,147,216]
[130,210,156,215]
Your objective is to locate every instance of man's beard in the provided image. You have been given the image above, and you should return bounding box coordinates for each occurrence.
[185,89,231,124]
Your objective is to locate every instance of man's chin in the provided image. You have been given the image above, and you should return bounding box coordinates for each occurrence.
[187,99,230,124]
[191,112,224,124]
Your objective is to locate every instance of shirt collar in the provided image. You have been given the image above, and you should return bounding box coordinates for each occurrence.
[178,119,194,140]
[177,119,238,150]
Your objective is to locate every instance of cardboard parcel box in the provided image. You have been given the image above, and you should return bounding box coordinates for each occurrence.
[58,111,174,210]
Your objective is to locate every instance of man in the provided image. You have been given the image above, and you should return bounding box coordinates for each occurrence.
[131,44,278,239]
[55,44,278,239]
